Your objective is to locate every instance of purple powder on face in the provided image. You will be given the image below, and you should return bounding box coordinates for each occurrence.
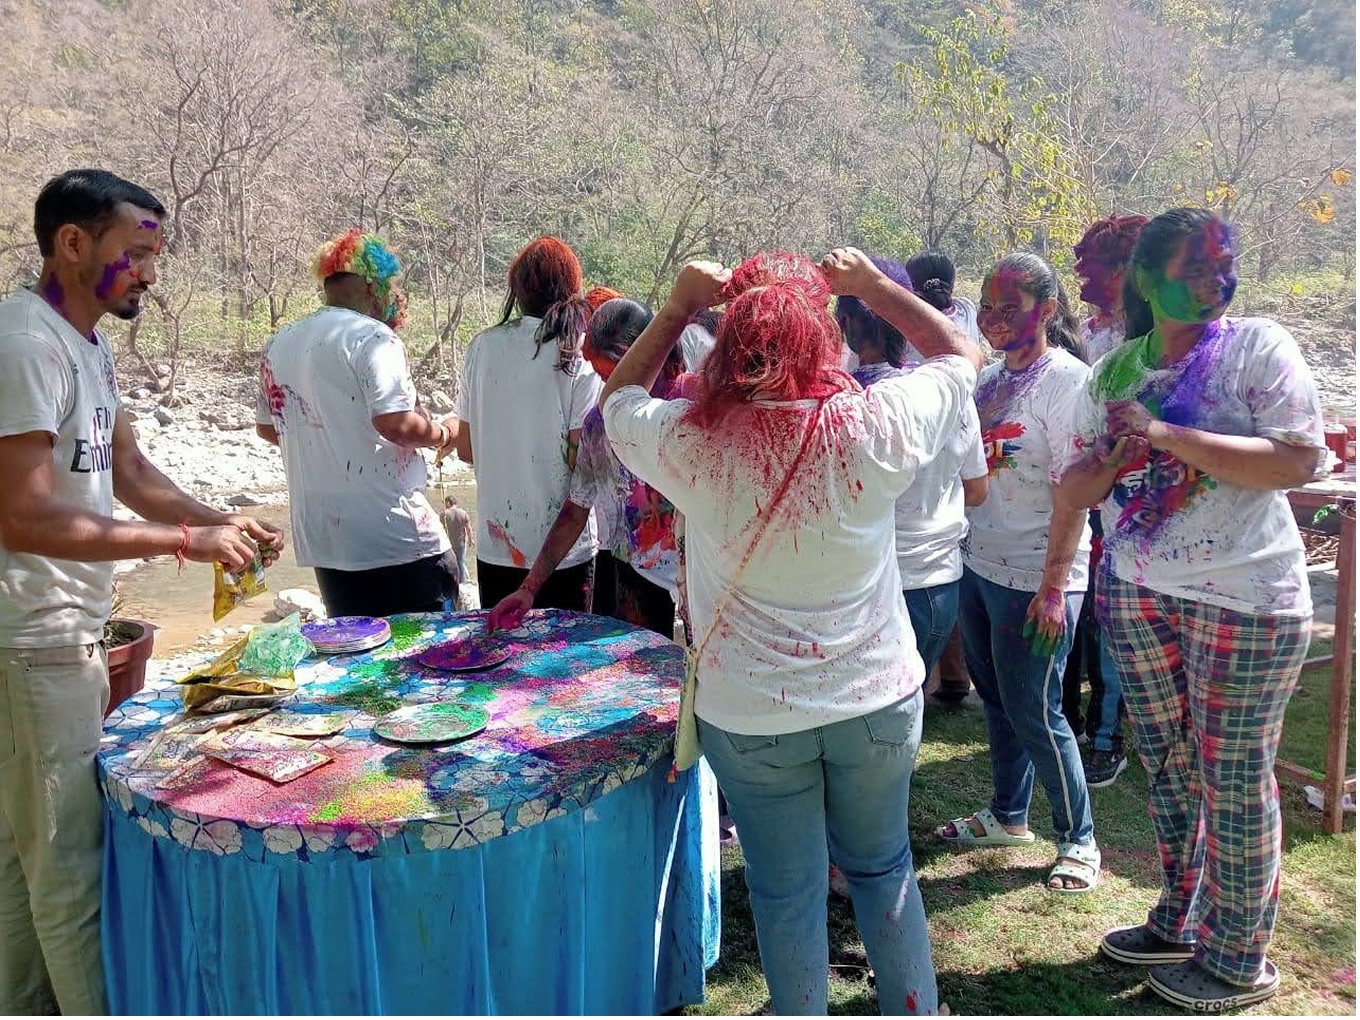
[94,254,132,301]
[138,219,159,230]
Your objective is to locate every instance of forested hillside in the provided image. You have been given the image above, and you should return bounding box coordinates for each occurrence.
[0,0,1353,391]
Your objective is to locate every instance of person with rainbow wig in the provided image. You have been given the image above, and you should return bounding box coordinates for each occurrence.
[255,228,457,617]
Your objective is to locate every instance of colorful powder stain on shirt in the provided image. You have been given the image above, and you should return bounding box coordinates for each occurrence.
[486,520,528,568]
[982,421,1025,476]
[1094,322,1229,538]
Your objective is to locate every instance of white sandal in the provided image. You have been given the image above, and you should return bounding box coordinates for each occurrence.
[935,808,1036,848]
[1047,841,1101,894]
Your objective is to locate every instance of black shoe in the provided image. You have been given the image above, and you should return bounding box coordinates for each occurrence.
[931,683,970,703]
[1086,749,1128,788]
[1147,960,1280,1012]
[1101,924,1197,966]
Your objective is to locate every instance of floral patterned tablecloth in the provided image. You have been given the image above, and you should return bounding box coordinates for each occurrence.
[97,609,683,864]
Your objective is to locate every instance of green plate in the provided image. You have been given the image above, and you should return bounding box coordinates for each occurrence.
[372,702,490,744]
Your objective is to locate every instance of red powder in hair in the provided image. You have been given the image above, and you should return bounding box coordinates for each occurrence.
[1074,214,1150,266]
[720,251,831,306]
[584,285,621,311]
[507,236,583,317]
[688,269,849,429]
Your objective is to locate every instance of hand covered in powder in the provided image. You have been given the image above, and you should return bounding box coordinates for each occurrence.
[1022,585,1066,658]
[488,587,534,633]
[667,261,731,315]
[820,247,881,297]
[1094,433,1149,473]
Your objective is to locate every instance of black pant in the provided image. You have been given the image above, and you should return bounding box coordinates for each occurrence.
[591,550,618,618]
[313,553,457,618]
[612,558,676,639]
[477,559,592,612]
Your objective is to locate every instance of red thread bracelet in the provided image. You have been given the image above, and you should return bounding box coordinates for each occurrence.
[176,522,190,573]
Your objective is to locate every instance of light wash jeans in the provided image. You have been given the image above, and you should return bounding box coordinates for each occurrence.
[903,581,961,676]
[698,691,936,1016]
[0,644,110,1015]
[957,569,1095,848]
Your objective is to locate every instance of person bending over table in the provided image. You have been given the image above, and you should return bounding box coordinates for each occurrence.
[489,297,684,639]
[601,247,982,1016]
[256,229,455,617]
[1059,206,1326,1012]
[0,169,282,1015]
[454,236,603,611]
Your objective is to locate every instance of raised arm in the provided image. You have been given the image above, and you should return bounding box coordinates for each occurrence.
[821,247,983,374]
[600,262,731,408]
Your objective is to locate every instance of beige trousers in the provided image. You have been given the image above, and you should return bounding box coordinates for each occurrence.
[0,643,110,1015]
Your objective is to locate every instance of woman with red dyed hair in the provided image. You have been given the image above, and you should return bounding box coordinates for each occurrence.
[454,236,601,609]
[601,248,983,1015]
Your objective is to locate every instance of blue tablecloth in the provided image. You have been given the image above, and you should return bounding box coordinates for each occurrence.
[97,610,720,1014]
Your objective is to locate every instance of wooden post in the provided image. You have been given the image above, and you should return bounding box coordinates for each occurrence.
[1323,504,1355,834]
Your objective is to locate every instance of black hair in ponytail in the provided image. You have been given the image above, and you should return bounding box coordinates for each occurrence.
[990,252,1087,363]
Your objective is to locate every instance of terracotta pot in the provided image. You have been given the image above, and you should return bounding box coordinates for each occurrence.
[104,619,156,717]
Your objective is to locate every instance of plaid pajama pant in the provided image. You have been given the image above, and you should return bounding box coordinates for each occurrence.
[1096,569,1309,986]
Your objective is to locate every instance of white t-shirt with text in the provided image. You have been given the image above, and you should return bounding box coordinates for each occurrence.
[457,317,601,570]
[604,356,978,736]
[1069,317,1325,616]
[257,306,448,571]
[0,288,121,647]
[963,348,1092,593]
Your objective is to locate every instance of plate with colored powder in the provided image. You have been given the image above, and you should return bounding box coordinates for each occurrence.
[373,702,490,745]
[417,636,514,673]
[301,617,392,656]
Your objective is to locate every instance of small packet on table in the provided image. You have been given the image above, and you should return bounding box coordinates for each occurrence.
[201,730,332,784]
[213,558,268,622]
[250,711,354,738]
[133,730,207,771]
[177,634,297,714]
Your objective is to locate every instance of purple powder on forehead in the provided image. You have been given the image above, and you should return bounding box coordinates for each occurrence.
[138,219,159,230]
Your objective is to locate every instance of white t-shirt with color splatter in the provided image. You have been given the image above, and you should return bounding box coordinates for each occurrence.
[568,406,679,594]
[457,316,601,571]
[1069,317,1325,616]
[257,306,448,571]
[604,355,977,736]
[963,347,1093,593]
[1081,317,1125,364]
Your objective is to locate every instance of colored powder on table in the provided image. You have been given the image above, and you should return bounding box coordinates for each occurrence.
[310,771,431,824]
[386,618,429,652]
[320,660,406,715]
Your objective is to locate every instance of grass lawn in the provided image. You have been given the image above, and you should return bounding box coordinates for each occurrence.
[687,655,1356,1016]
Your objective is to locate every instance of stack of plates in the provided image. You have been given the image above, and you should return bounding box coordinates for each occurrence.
[301,616,392,656]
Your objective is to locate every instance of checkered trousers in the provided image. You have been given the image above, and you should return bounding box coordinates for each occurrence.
[1095,568,1310,986]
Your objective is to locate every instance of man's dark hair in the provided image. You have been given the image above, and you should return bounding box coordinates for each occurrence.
[34,169,165,257]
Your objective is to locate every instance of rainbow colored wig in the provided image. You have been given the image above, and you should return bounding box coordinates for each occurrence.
[315,228,408,329]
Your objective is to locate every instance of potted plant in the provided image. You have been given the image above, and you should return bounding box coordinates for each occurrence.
[104,592,155,717]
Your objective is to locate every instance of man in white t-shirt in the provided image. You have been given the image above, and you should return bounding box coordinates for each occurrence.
[256,230,455,617]
[0,169,284,1015]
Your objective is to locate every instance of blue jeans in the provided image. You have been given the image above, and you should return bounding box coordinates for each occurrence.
[903,581,960,675]
[957,569,1095,847]
[698,693,936,1016]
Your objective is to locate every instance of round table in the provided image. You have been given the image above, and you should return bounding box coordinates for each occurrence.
[97,610,720,1014]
